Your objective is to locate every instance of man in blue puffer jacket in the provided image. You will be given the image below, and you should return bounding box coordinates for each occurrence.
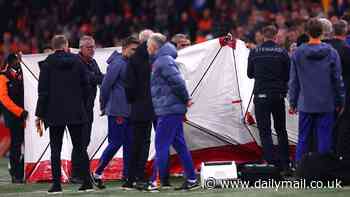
[146,33,199,191]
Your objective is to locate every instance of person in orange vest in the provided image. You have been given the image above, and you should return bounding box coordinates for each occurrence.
[0,53,28,183]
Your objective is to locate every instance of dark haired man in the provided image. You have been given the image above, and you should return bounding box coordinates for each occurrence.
[91,36,139,189]
[289,18,344,162]
[35,35,93,193]
[0,53,28,183]
[247,25,291,175]
[124,29,161,190]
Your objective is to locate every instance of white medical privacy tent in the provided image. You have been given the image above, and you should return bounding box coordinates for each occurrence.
[22,39,298,183]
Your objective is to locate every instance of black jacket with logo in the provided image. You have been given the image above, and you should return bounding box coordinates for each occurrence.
[247,41,291,95]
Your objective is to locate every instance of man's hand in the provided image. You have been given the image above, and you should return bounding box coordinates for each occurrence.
[288,107,297,115]
[35,118,44,137]
[20,110,28,121]
[17,52,22,62]
[100,109,106,116]
[187,100,194,107]
[336,106,344,115]
[246,42,257,49]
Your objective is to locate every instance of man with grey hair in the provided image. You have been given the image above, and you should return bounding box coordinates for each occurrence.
[146,33,199,191]
[123,29,160,190]
[139,29,154,43]
[326,20,350,93]
[70,35,104,183]
[319,18,334,41]
[171,34,191,50]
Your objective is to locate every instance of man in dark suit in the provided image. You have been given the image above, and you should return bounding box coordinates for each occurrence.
[70,35,104,183]
[35,35,93,194]
[124,30,162,189]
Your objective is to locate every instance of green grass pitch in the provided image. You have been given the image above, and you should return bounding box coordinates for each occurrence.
[0,158,349,197]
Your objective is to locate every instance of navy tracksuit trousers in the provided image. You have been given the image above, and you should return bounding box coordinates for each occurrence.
[95,116,132,177]
[296,112,335,162]
[153,114,196,182]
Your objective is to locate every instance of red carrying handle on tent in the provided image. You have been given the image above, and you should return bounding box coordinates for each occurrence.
[219,33,236,49]
[232,99,242,104]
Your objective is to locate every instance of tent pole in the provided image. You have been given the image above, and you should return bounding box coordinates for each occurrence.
[184,120,259,155]
[243,90,254,123]
[89,134,108,161]
[232,49,245,119]
[20,60,39,80]
[25,142,50,181]
[185,120,239,145]
[231,46,258,145]
[190,47,223,97]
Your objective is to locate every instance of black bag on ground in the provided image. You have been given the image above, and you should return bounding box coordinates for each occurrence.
[239,164,281,185]
[296,152,350,186]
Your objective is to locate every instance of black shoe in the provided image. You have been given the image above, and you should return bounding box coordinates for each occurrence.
[91,174,106,190]
[135,181,146,191]
[70,176,83,184]
[78,182,94,192]
[11,176,24,184]
[161,180,172,189]
[121,181,134,190]
[175,180,200,191]
[280,168,293,177]
[48,184,62,194]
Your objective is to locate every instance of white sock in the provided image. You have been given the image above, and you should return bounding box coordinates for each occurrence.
[151,181,158,186]
[94,173,102,179]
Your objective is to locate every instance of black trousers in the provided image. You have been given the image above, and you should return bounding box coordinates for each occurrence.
[49,124,90,184]
[71,121,92,178]
[128,121,152,182]
[254,95,290,168]
[8,121,24,180]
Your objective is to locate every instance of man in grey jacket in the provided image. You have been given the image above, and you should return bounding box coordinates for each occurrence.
[91,36,139,189]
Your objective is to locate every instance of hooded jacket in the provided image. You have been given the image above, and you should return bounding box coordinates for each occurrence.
[288,43,345,113]
[35,50,89,126]
[150,42,190,116]
[100,51,130,117]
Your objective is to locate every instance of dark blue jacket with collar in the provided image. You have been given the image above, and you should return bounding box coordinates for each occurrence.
[247,41,291,96]
[77,54,104,121]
